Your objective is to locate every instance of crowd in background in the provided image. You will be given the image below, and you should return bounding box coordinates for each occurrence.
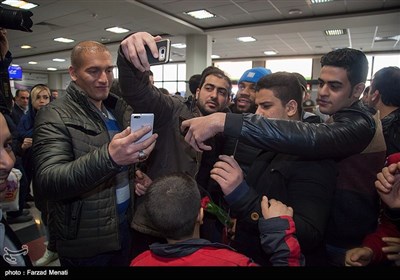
[1,27,399,268]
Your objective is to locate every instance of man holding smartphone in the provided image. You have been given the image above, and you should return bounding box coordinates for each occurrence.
[32,41,158,266]
[117,32,232,258]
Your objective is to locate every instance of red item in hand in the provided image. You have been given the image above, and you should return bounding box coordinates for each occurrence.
[386,152,400,166]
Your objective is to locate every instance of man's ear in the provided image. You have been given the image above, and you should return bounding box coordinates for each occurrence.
[69,66,78,81]
[352,82,365,99]
[195,88,200,100]
[286,99,298,118]
[370,89,380,103]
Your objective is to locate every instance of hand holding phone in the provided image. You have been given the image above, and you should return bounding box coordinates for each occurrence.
[145,39,170,65]
[130,113,154,143]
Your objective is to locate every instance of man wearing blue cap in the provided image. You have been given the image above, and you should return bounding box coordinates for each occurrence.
[230,67,272,113]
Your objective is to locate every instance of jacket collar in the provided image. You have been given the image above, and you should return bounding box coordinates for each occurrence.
[149,238,235,258]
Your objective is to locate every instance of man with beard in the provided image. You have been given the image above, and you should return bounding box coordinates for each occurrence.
[117,32,232,257]
[230,67,271,114]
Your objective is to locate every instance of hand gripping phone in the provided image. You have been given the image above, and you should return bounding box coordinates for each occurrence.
[145,39,171,65]
[130,113,154,143]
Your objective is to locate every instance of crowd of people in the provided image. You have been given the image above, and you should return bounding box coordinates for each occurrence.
[1,27,399,268]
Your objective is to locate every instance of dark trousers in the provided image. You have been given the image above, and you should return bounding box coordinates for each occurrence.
[59,221,132,267]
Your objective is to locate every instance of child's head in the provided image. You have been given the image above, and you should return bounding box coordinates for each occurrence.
[144,173,201,240]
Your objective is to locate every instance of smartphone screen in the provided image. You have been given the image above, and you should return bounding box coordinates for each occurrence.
[130,113,154,143]
[145,39,170,65]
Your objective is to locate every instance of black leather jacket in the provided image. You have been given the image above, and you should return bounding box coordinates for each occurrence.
[382,107,400,156]
[224,101,376,160]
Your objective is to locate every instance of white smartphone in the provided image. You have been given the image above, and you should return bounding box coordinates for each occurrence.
[145,39,171,65]
[130,113,154,143]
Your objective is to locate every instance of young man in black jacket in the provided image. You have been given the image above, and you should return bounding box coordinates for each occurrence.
[212,72,337,266]
[182,48,387,266]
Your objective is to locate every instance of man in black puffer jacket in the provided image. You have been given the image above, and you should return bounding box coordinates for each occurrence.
[32,41,158,266]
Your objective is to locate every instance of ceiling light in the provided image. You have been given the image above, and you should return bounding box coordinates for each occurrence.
[54,37,74,43]
[171,43,186,49]
[288,9,302,15]
[264,50,278,55]
[374,35,400,42]
[2,0,38,10]
[237,36,256,42]
[211,55,220,59]
[184,9,216,19]
[11,64,19,67]
[20,45,32,49]
[47,67,57,71]
[324,29,347,36]
[310,0,333,4]
[28,61,37,64]
[52,58,66,62]
[105,27,130,34]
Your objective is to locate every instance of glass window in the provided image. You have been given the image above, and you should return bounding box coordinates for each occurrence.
[265,58,312,79]
[163,64,177,81]
[163,81,177,94]
[177,81,186,94]
[214,61,253,81]
[178,64,186,81]
[372,54,400,74]
[151,65,163,82]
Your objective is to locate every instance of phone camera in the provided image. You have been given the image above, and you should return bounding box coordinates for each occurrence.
[159,47,166,60]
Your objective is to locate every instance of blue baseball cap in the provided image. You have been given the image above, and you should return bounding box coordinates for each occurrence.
[238,67,272,84]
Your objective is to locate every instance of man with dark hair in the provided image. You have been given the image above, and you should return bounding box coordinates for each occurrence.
[11,89,29,125]
[231,67,271,114]
[188,74,201,95]
[50,90,59,100]
[182,48,387,266]
[117,32,232,258]
[292,72,323,123]
[366,66,400,156]
[212,72,336,266]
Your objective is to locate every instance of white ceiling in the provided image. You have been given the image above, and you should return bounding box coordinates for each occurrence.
[5,0,400,72]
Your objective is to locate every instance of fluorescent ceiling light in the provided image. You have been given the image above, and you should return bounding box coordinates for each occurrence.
[237,36,256,42]
[54,37,74,43]
[52,58,66,62]
[288,9,302,15]
[47,67,57,71]
[211,55,220,59]
[374,35,400,42]
[28,61,37,64]
[185,9,215,19]
[2,0,38,10]
[171,43,186,49]
[310,0,333,4]
[264,50,278,55]
[324,29,347,36]
[20,45,32,49]
[105,27,130,34]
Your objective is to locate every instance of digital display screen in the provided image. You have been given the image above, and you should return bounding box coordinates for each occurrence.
[8,65,23,80]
